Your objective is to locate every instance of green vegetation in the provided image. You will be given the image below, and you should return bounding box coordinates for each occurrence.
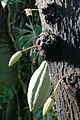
[0,0,57,119]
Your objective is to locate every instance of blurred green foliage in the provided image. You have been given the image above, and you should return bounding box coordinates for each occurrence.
[0,0,57,120]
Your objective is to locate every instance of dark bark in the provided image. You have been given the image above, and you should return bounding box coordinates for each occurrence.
[36,0,80,120]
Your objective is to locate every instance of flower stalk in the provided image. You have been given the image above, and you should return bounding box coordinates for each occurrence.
[50,75,66,98]
[9,45,39,66]
[21,45,39,53]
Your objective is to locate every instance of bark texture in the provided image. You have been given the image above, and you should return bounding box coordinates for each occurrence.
[36,0,80,120]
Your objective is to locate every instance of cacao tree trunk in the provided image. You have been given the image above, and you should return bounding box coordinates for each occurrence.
[36,0,80,120]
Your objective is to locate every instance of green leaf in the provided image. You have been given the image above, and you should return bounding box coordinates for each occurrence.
[19,28,32,36]
[34,24,42,36]
[22,38,32,48]
[18,34,33,48]
[0,85,14,104]
[25,22,33,30]
[38,53,44,65]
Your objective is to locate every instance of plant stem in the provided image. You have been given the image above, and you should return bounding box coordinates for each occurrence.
[21,45,39,53]
[31,9,38,11]
[50,75,66,98]
[50,68,79,98]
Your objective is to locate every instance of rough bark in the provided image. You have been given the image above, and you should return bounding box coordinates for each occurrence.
[36,0,80,120]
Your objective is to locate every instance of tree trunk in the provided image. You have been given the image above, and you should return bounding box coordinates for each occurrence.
[36,0,80,120]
